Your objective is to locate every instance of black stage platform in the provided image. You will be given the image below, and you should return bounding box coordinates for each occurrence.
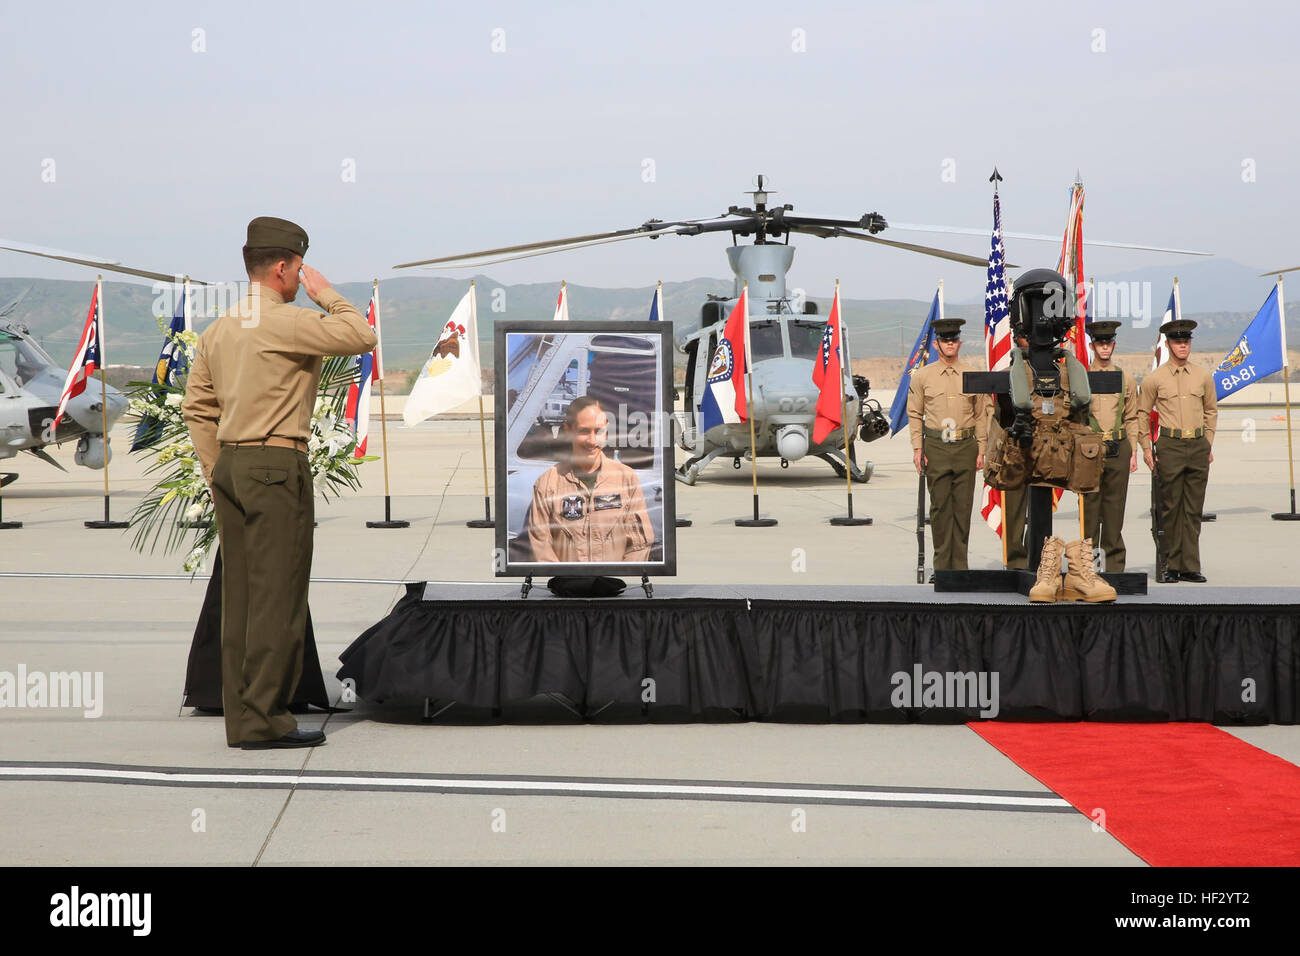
[336,583,1300,724]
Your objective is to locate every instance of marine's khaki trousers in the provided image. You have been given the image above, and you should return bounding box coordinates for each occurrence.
[211,445,313,746]
[1083,437,1133,572]
[925,435,976,570]
[1156,436,1211,574]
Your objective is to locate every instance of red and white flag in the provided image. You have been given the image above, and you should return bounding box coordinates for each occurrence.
[344,290,379,456]
[52,282,103,432]
[812,282,848,445]
[553,281,569,321]
[1057,178,1090,370]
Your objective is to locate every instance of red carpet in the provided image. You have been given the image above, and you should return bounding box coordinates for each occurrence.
[970,722,1300,866]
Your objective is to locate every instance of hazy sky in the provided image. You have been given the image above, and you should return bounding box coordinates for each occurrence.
[3,0,1297,304]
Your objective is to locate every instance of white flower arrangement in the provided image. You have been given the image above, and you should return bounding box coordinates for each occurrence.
[127,324,376,573]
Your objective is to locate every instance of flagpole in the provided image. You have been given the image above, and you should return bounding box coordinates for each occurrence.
[183,276,192,334]
[735,283,776,527]
[1272,275,1299,521]
[830,280,871,526]
[87,274,128,529]
[467,281,495,528]
[367,279,409,529]
[1079,276,1095,542]
[658,279,692,529]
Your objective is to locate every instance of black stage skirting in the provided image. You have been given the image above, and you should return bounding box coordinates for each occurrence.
[336,583,1300,724]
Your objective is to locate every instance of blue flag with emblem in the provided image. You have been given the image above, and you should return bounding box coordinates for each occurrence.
[889,292,940,436]
[131,288,190,451]
[1213,283,1285,400]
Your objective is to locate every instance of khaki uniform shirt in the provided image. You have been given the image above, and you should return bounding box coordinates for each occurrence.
[906,360,990,456]
[182,285,377,482]
[526,455,654,563]
[1090,360,1143,451]
[1138,361,1218,446]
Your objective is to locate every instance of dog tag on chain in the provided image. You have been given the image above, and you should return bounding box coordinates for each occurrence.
[1042,399,1055,415]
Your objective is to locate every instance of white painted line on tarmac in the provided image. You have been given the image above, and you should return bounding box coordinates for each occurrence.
[0,762,1074,812]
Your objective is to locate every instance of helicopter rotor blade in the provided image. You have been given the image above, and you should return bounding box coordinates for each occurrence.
[0,285,33,318]
[393,217,728,270]
[399,217,750,270]
[420,227,685,269]
[0,242,209,284]
[886,223,1212,257]
[796,225,996,269]
[1258,266,1300,277]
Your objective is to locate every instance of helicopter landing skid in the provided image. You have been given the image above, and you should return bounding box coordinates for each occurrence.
[674,447,730,486]
[817,451,873,483]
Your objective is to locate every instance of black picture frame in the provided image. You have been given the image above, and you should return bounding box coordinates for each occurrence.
[494,320,677,578]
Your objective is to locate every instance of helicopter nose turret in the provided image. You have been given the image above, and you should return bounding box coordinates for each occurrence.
[775,424,809,461]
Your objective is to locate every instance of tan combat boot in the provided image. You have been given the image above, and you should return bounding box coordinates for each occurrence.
[1029,536,1066,603]
[1062,538,1118,603]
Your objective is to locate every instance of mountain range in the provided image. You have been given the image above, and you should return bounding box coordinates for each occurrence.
[1,256,1290,372]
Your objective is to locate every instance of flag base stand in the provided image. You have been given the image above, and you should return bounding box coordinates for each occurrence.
[735,495,777,527]
[829,494,872,526]
[675,518,692,528]
[0,494,19,529]
[367,495,409,529]
[1273,490,1300,520]
[466,496,494,529]
[86,497,128,530]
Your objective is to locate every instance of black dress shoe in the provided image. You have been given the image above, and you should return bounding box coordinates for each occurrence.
[240,729,326,750]
[1179,571,1207,583]
[1158,571,1181,583]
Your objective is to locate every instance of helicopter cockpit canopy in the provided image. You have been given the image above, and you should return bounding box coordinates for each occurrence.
[0,328,57,387]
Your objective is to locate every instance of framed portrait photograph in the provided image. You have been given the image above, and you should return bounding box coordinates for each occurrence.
[494,320,677,579]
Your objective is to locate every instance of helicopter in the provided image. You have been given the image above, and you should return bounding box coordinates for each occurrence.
[0,290,128,484]
[0,241,206,486]
[393,175,1017,485]
[394,174,1213,485]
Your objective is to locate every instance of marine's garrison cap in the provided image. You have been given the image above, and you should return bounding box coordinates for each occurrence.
[245,217,309,256]
[1086,320,1122,340]
[933,318,965,339]
[1159,318,1197,339]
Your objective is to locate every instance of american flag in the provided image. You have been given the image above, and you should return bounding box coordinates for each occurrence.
[980,186,1012,535]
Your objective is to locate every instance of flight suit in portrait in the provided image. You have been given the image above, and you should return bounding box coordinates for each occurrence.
[1139,322,1217,579]
[526,454,654,563]
[908,349,989,571]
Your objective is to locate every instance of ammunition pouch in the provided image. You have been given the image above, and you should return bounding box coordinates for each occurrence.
[983,417,1028,491]
[1070,425,1105,493]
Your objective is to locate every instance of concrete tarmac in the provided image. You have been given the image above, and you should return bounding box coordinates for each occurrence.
[1,406,1296,865]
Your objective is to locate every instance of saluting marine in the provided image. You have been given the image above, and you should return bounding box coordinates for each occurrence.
[525,395,654,563]
[1139,318,1217,582]
[907,318,989,574]
[1082,320,1143,571]
[183,217,377,750]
